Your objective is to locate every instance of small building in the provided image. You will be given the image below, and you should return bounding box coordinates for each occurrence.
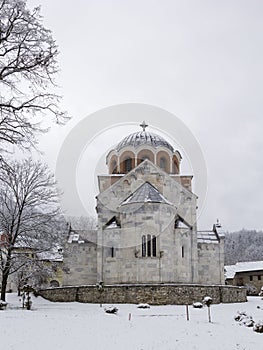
[225,261,263,294]
[0,232,63,292]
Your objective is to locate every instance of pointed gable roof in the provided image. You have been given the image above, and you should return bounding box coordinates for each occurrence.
[121,182,171,206]
[97,159,196,224]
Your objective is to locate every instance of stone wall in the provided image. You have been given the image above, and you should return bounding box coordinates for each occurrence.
[198,240,225,285]
[63,241,97,286]
[38,284,247,305]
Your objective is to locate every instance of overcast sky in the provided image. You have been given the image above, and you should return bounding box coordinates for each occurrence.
[27,0,263,232]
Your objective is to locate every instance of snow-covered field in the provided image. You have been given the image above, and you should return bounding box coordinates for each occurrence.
[1,294,263,350]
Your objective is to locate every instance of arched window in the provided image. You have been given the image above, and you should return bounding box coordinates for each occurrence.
[173,160,179,174]
[112,160,117,174]
[142,235,157,257]
[124,157,132,172]
[160,157,166,170]
[50,280,59,288]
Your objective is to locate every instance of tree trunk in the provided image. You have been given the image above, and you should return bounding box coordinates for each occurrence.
[1,250,12,301]
[1,271,9,301]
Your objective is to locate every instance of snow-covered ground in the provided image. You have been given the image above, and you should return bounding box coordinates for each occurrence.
[1,294,263,350]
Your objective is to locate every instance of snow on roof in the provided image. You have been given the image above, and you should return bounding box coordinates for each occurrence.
[197,231,219,244]
[121,181,172,205]
[116,130,174,152]
[224,265,237,279]
[225,261,263,279]
[67,230,97,244]
[14,237,38,249]
[37,248,63,262]
[105,221,119,229]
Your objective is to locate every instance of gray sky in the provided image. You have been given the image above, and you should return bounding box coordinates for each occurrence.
[27,0,263,232]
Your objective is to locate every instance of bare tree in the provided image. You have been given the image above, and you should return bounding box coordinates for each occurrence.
[0,158,65,301]
[12,255,60,295]
[67,215,97,231]
[0,0,68,151]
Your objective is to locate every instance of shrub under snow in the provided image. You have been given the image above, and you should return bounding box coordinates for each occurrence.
[253,321,263,333]
[234,311,255,328]
[104,306,118,314]
[202,296,213,306]
[137,303,150,309]
[193,302,203,308]
[0,300,7,310]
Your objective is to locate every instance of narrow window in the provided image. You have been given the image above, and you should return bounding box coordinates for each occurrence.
[142,234,157,257]
[160,157,166,170]
[124,158,132,172]
[112,160,117,174]
[152,236,156,257]
[142,235,146,257]
[147,234,151,257]
[258,275,261,281]
[111,247,115,258]
[250,275,253,281]
[182,246,184,258]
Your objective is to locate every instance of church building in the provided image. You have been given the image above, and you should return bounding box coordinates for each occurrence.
[63,122,225,287]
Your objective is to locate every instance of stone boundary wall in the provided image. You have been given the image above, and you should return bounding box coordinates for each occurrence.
[38,284,247,305]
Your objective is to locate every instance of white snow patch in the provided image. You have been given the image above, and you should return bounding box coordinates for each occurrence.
[1,294,263,350]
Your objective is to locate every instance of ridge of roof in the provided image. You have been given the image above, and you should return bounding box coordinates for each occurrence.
[121,181,172,205]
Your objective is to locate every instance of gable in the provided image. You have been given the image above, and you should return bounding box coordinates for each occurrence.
[96,159,197,224]
[121,181,172,205]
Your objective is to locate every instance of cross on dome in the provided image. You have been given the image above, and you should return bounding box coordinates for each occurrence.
[140,121,148,131]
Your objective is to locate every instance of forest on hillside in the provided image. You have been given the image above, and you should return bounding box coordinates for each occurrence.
[224,230,263,265]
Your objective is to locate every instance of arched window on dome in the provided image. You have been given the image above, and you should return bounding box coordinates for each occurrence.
[124,157,132,173]
[111,160,117,174]
[172,159,179,174]
[160,157,167,171]
[138,150,154,165]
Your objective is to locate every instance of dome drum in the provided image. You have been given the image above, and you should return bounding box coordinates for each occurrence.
[106,122,181,175]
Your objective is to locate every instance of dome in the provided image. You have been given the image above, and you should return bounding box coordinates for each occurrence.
[107,122,181,175]
[116,122,174,152]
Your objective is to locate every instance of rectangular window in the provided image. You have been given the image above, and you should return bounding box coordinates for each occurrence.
[250,275,253,281]
[142,235,146,257]
[258,275,261,281]
[142,234,157,257]
[147,234,151,257]
[111,247,115,258]
[152,236,156,257]
[182,246,184,258]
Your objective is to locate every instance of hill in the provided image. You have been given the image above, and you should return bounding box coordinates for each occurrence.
[224,229,263,265]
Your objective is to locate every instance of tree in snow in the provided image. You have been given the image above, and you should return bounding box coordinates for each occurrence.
[0,0,68,152]
[224,230,263,265]
[66,215,97,231]
[0,158,66,301]
[12,257,56,296]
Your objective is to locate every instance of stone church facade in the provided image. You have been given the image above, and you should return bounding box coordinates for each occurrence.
[62,122,225,287]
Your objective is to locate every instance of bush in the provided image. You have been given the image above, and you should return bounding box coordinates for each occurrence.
[104,306,118,314]
[253,321,263,333]
[244,284,258,296]
[0,300,7,310]
[193,302,203,308]
[137,303,150,309]
[202,296,213,306]
[234,311,254,327]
